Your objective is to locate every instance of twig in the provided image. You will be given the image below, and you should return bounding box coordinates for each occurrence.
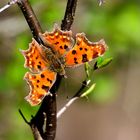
[57,97,78,118]
[0,0,17,13]
[19,109,42,140]
[57,59,103,118]
[61,0,78,30]
[17,0,42,42]
[19,109,30,125]
[57,80,89,118]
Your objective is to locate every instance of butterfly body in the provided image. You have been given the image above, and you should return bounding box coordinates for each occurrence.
[22,24,108,106]
[38,44,66,76]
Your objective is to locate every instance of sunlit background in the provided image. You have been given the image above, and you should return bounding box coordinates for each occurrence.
[0,0,140,140]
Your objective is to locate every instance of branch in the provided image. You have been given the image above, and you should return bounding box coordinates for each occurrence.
[61,0,78,30]
[30,95,57,140]
[17,0,78,139]
[19,109,43,140]
[57,97,78,118]
[19,109,30,125]
[17,0,42,42]
[57,77,92,118]
[0,0,18,13]
[43,95,57,140]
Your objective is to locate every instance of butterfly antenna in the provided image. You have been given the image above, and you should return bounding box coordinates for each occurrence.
[0,0,17,13]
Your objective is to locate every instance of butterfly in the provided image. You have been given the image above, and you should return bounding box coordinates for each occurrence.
[21,24,107,106]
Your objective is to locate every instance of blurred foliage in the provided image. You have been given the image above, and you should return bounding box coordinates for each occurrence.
[0,0,140,139]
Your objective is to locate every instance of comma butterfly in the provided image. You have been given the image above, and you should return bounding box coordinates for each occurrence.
[21,24,107,106]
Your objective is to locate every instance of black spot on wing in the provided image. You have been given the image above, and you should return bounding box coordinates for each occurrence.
[42,85,49,90]
[84,48,88,51]
[37,65,41,69]
[72,50,76,55]
[64,45,68,49]
[47,78,53,84]
[82,54,88,63]
[74,57,78,64]
[41,74,45,78]
[60,46,63,49]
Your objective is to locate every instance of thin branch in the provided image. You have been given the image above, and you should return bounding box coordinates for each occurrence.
[19,109,42,140]
[31,126,43,140]
[17,0,42,42]
[61,0,78,31]
[0,0,17,13]
[57,80,89,118]
[57,60,100,118]
[57,97,78,118]
[19,109,30,125]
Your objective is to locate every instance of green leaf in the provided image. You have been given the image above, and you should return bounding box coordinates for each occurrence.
[96,57,113,69]
[80,83,96,97]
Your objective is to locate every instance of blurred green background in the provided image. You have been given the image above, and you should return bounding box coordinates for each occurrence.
[0,0,140,140]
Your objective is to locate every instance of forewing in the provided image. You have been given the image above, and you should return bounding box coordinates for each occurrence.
[40,24,74,56]
[65,33,107,67]
[21,38,48,73]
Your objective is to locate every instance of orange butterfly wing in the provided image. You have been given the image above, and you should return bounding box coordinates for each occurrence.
[21,39,57,106]
[24,70,56,106]
[65,33,107,67]
[40,25,74,56]
[21,38,49,73]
